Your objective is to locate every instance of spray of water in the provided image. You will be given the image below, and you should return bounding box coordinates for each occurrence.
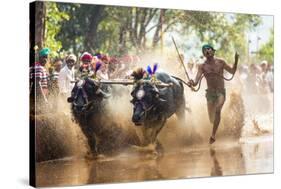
[35,95,88,162]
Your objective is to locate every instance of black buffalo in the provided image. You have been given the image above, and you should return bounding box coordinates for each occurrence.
[67,77,110,155]
[131,72,186,146]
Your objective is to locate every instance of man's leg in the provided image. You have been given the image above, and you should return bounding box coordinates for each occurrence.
[210,95,225,144]
[207,101,216,124]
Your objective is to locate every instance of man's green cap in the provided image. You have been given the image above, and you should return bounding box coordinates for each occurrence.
[39,48,50,57]
[202,44,216,51]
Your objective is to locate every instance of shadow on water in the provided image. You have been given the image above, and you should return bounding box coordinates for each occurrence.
[87,155,164,184]
[210,147,223,176]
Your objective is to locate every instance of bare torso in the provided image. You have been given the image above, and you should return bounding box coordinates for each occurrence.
[201,58,225,91]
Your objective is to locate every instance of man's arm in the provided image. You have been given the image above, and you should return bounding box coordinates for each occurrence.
[223,52,239,74]
[188,64,204,86]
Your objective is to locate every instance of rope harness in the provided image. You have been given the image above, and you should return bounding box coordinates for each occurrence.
[136,100,155,119]
[174,71,236,92]
[194,72,236,92]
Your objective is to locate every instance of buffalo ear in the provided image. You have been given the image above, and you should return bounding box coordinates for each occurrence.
[67,97,74,103]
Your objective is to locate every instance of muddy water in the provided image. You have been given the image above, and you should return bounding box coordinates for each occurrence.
[36,135,273,187]
[35,92,273,187]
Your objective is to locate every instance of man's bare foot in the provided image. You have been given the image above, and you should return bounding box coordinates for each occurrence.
[209,136,216,144]
[85,150,99,160]
[85,151,95,160]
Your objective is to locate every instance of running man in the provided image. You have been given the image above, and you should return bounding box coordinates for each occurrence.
[188,44,239,144]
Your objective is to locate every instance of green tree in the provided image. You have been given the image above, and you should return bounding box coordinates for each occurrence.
[179,12,261,63]
[44,2,70,58]
[258,29,273,63]
[48,2,264,61]
[57,3,107,54]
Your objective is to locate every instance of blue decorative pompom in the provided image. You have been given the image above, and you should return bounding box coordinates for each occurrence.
[95,62,102,72]
[152,63,158,74]
[147,65,153,75]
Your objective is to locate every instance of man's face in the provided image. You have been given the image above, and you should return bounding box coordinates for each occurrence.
[66,59,75,69]
[261,64,267,72]
[203,47,215,58]
[55,61,62,71]
[39,55,49,66]
[82,60,91,65]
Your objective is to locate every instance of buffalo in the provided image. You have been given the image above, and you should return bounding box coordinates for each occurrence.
[67,77,111,156]
[130,72,186,147]
[67,77,140,157]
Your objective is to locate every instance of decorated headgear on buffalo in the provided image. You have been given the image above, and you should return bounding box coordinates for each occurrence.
[81,52,93,61]
[146,63,158,81]
[146,63,158,76]
[39,47,50,57]
[131,67,146,80]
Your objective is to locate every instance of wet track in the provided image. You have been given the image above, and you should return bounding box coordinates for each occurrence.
[35,90,274,187]
[36,135,273,187]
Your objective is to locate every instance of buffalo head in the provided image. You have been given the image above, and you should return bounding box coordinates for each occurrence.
[131,82,166,125]
[67,78,110,113]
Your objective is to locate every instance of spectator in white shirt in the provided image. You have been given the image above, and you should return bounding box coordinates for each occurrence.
[58,54,77,96]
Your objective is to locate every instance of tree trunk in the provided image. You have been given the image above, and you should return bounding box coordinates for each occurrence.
[35,1,46,49]
[152,18,162,48]
[137,9,148,49]
[84,5,106,52]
